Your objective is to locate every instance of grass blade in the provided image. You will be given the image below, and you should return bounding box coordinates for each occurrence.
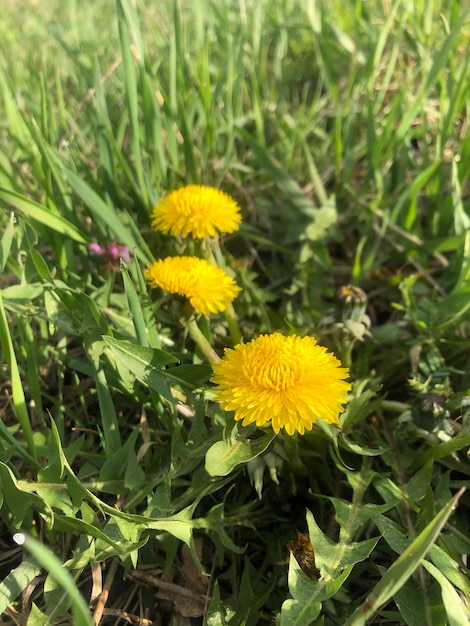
[344,487,466,626]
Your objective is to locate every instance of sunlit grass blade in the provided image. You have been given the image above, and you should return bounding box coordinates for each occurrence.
[0,290,37,461]
[0,211,15,273]
[116,0,148,210]
[395,4,470,143]
[92,363,122,455]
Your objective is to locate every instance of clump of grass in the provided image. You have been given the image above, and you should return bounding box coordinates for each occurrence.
[0,0,469,624]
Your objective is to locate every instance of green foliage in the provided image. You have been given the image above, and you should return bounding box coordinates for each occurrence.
[1,0,470,624]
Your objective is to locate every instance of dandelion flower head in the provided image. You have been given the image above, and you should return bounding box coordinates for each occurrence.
[145,256,241,315]
[211,332,351,435]
[151,185,242,239]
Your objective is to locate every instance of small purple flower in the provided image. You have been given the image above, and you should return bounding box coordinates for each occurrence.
[89,243,104,255]
[114,245,130,262]
[88,241,131,265]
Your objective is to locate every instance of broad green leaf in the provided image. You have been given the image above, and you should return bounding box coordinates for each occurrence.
[205,433,275,477]
[281,558,322,625]
[13,534,94,626]
[1,283,44,303]
[280,599,322,626]
[344,488,465,626]
[284,553,353,611]
[168,363,213,387]
[0,558,42,615]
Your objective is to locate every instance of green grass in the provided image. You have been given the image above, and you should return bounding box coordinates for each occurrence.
[1,0,470,624]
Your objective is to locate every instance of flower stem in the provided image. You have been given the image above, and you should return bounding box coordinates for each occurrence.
[186,317,220,364]
[224,301,242,345]
[207,239,243,345]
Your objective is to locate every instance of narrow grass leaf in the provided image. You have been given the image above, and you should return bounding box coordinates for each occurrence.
[395,5,470,142]
[422,560,470,626]
[0,291,37,460]
[131,259,162,349]
[93,364,122,454]
[344,488,465,626]
[237,128,318,215]
[122,264,149,347]
[0,211,15,273]
[61,166,150,262]
[116,0,148,207]
[410,432,470,470]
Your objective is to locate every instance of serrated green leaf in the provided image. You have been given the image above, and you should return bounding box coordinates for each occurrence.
[49,516,124,554]
[103,335,178,402]
[286,553,353,608]
[306,510,380,579]
[330,498,397,536]
[0,462,47,525]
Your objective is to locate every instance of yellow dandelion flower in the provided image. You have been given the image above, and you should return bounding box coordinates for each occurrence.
[151,185,242,239]
[145,256,241,315]
[211,333,351,435]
